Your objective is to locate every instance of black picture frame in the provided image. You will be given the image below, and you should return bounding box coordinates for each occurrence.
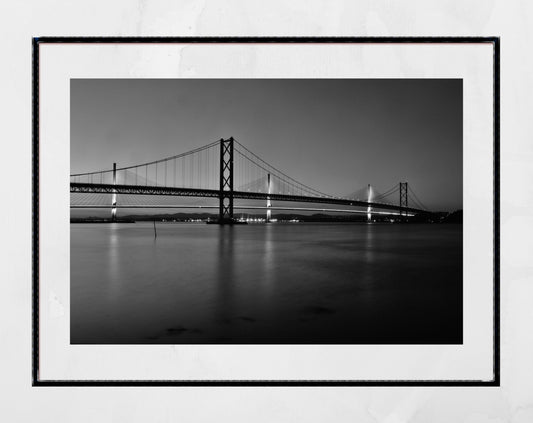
[32,36,500,386]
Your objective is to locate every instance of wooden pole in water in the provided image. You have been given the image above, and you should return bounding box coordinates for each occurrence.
[153,220,157,238]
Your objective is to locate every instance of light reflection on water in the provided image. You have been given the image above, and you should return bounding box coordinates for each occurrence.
[107,227,120,302]
[70,222,462,344]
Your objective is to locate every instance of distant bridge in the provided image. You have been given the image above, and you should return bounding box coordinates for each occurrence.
[70,137,430,223]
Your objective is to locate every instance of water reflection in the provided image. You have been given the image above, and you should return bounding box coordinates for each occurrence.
[106,224,121,302]
[364,223,375,263]
[214,226,236,329]
[260,223,275,297]
[358,224,378,303]
[71,222,463,344]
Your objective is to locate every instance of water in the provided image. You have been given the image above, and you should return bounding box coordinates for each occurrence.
[70,222,462,344]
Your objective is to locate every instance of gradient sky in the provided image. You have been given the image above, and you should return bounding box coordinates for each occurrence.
[71,79,462,211]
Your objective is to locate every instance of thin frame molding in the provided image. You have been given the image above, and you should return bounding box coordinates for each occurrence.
[32,36,500,387]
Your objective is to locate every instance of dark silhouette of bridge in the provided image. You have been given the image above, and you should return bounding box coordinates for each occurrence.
[70,137,430,223]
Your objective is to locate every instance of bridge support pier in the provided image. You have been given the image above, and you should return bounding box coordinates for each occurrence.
[218,137,234,224]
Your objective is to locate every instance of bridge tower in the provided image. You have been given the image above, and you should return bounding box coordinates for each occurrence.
[367,184,372,222]
[399,182,408,217]
[111,162,117,222]
[266,173,272,223]
[219,137,234,224]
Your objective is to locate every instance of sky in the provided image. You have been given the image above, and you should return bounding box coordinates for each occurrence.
[71,79,462,211]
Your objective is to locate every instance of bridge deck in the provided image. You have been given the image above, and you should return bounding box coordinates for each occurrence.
[70,183,428,214]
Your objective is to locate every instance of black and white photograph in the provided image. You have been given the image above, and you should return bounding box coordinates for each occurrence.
[70,78,463,345]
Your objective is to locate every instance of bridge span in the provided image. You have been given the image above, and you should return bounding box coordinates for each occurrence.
[70,137,431,222]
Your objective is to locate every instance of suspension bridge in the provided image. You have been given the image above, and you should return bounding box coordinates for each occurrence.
[70,137,431,223]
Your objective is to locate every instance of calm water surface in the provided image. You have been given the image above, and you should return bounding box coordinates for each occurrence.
[71,222,462,344]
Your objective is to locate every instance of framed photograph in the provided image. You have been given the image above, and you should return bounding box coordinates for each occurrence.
[33,37,499,385]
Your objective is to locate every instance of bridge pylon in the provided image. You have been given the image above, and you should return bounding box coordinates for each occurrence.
[367,184,372,222]
[111,162,117,222]
[266,173,272,223]
[218,137,234,224]
[399,182,408,218]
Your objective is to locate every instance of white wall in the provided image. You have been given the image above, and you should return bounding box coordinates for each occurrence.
[1,1,531,421]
